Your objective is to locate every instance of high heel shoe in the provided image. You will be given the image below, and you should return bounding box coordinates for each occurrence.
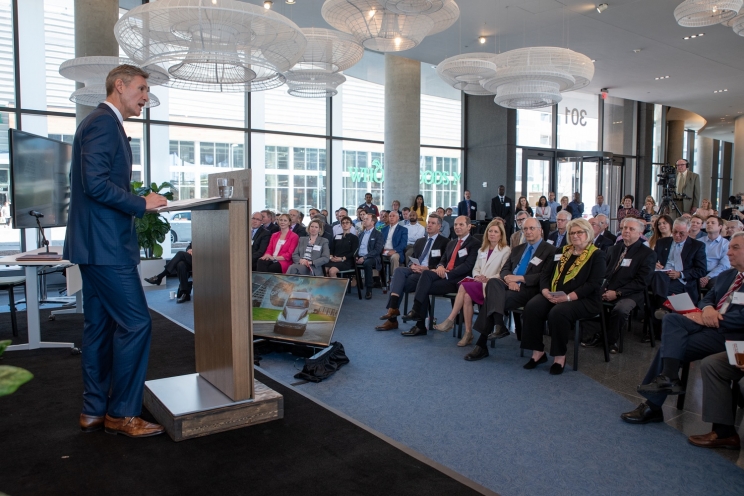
[434,318,454,332]
[457,331,473,347]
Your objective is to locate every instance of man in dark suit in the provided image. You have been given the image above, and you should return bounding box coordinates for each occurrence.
[261,209,280,234]
[589,216,614,251]
[582,217,656,352]
[250,211,271,272]
[355,214,385,299]
[650,217,707,323]
[465,218,556,360]
[63,65,166,438]
[401,216,479,336]
[143,243,193,302]
[376,214,450,330]
[289,209,307,237]
[621,232,744,425]
[547,210,570,249]
[491,185,514,237]
[458,190,478,220]
[596,214,617,243]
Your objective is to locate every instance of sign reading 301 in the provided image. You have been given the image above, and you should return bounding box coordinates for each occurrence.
[564,107,587,126]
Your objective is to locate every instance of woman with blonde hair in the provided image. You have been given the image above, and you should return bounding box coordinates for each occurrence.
[696,198,717,219]
[641,198,656,233]
[434,219,510,346]
[520,218,606,375]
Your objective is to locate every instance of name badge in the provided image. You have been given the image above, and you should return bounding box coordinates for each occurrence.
[458,248,468,257]
[431,249,441,257]
[505,203,510,207]
[335,234,342,240]
[530,257,542,266]
[621,258,632,267]
[478,251,488,259]
[554,254,562,261]
[471,205,476,210]
[547,239,554,245]
[313,244,322,251]
[732,292,744,305]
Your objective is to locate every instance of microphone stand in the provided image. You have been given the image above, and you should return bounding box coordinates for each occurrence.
[31,213,57,254]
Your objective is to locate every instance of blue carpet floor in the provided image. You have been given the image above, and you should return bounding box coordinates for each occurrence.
[145,284,744,496]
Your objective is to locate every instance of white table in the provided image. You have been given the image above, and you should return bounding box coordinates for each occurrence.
[0,248,78,352]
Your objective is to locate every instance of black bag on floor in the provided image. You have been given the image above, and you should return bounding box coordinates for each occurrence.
[293,342,349,383]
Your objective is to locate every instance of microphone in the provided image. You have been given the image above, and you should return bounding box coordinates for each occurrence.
[127,136,132,142]
[29,210,44,218]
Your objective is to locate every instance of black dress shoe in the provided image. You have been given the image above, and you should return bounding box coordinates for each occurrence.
[177,293,191,303]
[637,375,685,396]
[404,309,423,321]
[620,402,664,424]
[464,345,489,361]
[581,333,601,348]
[523,353,548,369]
[143,276,162,286]
[549,362,565,375]
[401,326,427,337]
[365,291,372,300]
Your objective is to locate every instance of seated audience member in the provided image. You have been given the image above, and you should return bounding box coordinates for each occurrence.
[261,209,280,234]
[719,197,742,222]
[582,217,656,353]
[650,217,707,332]
[381,210,407,274]
[445,207,453,216]
[376,214,450,331]
[521,218,607,375]
[686,352,743,449]
[621,232,744,425]
[313,214,335,247]
[466,218,555,361]
[534,195,551,241]
[359,192,379,216]
[390,200,402,217]
[434,220,511,345]
[144,243,193,303]
[332,208,350,236]
[404,211,426,252]
[356,214,385,299]
[308,208,321,220]
[689,214,706,240]
[250,211,271,271]
[411,194,428,227]
[696,198,717,219]
[354,208,366,232]
[617,195,641,223]
[699,216,730,290]
[591,194,610,218]
[557,195,573,218]
[641,199,656,233]
[321,209,329,222]
[510,211,530,247]
[589,216,614,251]
[325,216,360,279]
[399,216,479,337]
[289,209,307,237]
[648,214,673,250]
[596,214,616,243]
[436,207,451,238]
[376,210,388,231]
[257,213,300,274]
[401,207,411,225]
[725,219,743,239]
[287,219,331,277]
[547,210,570,249]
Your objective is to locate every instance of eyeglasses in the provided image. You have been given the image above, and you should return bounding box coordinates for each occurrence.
[522,226,538,231]
[672,230,687,236]
[569,231,586,237]
[341,221,351,225]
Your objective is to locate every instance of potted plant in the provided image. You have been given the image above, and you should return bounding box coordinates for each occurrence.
[0,340,33,397]
[131,181,174,280]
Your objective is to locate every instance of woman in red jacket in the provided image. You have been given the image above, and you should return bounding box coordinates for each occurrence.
[256,213,299,273]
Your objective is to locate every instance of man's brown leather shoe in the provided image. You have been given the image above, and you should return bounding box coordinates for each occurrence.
[104,415,165,438]
[375,319,398,331]
[79,413,104,432]
[379,308,400,320]
[688,431,741,449]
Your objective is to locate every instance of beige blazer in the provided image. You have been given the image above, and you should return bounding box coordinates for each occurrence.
[472,245,511,279]
[677,170,701,213]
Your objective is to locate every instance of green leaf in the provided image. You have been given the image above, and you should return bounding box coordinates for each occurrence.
[0,339,10,357]
[150,182,158,192]
[152,244,163,259]
[0,365,33,397]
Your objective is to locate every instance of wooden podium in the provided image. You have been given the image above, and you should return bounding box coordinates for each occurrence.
[143,171,283,441]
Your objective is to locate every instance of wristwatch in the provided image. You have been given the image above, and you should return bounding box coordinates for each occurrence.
[616,290,623,298]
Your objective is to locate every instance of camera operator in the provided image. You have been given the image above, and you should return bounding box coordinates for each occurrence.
[673,159,700,215]
[720,195,744,222]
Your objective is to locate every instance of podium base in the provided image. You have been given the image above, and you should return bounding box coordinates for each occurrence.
[143,373,283,442]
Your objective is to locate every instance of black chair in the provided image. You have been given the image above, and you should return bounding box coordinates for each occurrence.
[641,290,656,348]
[401,291,461,336]
[380,255,392,293]
[0,276,26,338]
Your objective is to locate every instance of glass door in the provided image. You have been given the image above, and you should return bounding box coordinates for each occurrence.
[556,158,580,205]
[526,158,551,207]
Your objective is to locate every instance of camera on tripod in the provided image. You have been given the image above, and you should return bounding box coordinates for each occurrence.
[656,164,676,187]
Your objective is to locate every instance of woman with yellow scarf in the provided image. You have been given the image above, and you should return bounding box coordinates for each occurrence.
[520,218,606,375]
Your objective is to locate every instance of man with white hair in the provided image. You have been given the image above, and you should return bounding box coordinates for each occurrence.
[547,210,570,249]
[589,216,614,251]
[595,214,616,243]
[583,217,656,352]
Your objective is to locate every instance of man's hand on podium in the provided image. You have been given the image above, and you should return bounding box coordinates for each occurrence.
[144,193,167,211]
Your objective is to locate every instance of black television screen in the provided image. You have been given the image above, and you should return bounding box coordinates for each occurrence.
[9,130,72,229]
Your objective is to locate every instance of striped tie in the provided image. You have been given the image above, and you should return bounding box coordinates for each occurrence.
[716,272,744,314]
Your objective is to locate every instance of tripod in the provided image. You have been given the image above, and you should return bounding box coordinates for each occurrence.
[657,190,683,217]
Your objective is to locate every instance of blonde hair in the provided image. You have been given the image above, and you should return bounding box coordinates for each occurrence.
[566,218,593,245]
[308,219,324,236]
[480,219,507,251]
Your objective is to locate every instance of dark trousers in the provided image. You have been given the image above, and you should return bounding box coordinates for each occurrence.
[539,220,550,241]
[521,294,601,356]
[413,270,459,321]
[641,313,734,407]
[361,257,377,290]
[472,278,538,338]
[701,352,744,425]
[605,297,637,344]
[256,259,282,273]
[163,251,192,296]
[79,265,152,418]
[387,267,422,308]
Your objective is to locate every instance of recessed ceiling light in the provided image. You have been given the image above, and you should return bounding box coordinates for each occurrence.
[591,59,596,62]
[478,36,486,44]
[684,33,705,40]
[654,76,670,80]
[713,89,729,93]
[596,3,609,13]
[286,0,296,3]
[263,0,272,8]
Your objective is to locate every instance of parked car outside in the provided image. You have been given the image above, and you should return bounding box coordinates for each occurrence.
[168,211,191,243]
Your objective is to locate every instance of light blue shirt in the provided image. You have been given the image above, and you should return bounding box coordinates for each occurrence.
[591,204,610,218]
[703,235,730,278]
[548,201,560,222]
[556,231,566,247]
[665,241,686,282]
[358,228,373,257]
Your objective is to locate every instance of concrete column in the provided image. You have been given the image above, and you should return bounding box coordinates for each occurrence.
[696,136,714,203]
[74,0,119,125]
[734,116,744,196]
[384,55,420,210]
[667,119,685,165]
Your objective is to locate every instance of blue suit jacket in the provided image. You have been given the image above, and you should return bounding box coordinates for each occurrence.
[699,268,744,335]
[63,104,145,266]
[381,223,407,263]
[458,200,477,219]
[360,228,385,270]
[653,236,707,302]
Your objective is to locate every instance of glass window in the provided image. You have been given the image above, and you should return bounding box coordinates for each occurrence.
[421,63,461,147]
[603,96,636,155]
[0,111,16,250]
[332,51,385,141]
[557,92,598,151]
[652,104,663,163]
[420,149,462,210]
[251,85,326,136]
[164,88,244,128]
[0,0,14,108]
[517,109,552,147]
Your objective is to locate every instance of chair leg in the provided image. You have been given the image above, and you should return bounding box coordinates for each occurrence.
[620,312,627,354]
[9,285,18,337]
[428,295,436,330]
[573,321,580,371]
[677,362,690,410]
[355,266,363,300]
[600,310,610,363]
